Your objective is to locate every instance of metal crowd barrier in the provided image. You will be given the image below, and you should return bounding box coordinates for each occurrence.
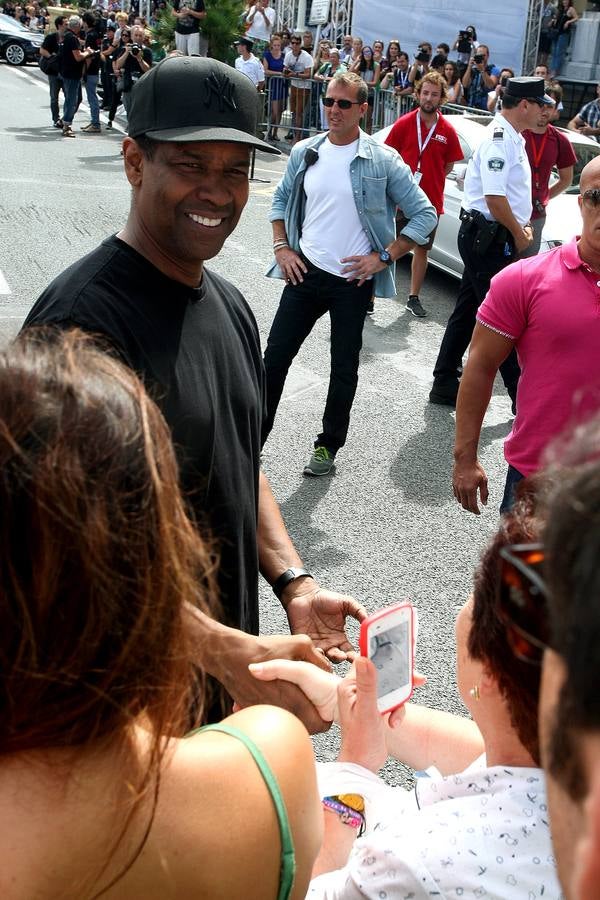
[258,76,494,145]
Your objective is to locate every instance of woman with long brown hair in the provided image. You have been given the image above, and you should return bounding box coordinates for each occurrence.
[0,329,321,899]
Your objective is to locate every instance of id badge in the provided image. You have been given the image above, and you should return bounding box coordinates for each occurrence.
[413,171,422,185]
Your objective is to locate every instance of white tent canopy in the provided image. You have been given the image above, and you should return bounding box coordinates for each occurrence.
[352,0,532,76]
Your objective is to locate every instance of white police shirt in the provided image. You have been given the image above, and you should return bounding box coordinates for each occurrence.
[464,113,532,226]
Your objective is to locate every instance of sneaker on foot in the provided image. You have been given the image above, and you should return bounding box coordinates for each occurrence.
[303,446,335,476]
[366,298,375,316]
[81,123,101,133]
[429,381,458,407]
[62,125,75,138]
[53,118,63,129]
[105,120,113,129]
[406,295,427,318]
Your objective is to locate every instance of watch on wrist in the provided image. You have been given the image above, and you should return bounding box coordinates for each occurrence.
[378,249,393,266]
[272,567,313,599]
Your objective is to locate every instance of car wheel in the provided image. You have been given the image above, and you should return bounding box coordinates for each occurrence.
[4,42,27,66]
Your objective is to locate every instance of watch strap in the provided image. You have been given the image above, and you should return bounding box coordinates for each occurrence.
[272,567,313,599]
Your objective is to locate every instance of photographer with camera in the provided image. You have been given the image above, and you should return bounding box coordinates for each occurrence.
[408,41,431,86]
[462,44,499,110]
[486,67,514,114]
[114,24,152,115]
[80,11,103,134]
[453,25,477,75]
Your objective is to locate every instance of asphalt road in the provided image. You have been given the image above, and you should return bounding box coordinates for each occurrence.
[0,62,514,779]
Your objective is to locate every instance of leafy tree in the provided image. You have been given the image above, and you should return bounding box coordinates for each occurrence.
[151,0,244,64]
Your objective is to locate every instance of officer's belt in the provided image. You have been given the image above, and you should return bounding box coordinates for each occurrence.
[459,208,511,246]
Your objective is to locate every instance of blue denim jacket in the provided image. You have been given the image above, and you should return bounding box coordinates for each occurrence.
[266,130,437,298]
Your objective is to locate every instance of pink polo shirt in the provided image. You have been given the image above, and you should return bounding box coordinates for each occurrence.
[477,239,600,476]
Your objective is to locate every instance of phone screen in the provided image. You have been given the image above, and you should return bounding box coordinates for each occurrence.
[369,621,410,699]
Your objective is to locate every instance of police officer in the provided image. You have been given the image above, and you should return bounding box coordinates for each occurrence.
[429,77,553,408]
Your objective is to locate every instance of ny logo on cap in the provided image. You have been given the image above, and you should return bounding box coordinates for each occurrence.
[203,71,237,112]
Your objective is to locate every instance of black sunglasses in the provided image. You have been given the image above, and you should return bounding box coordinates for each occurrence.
[323,97,363,109]
[498,543,550,664]
[290,39,301,44]
[582,188,600,209]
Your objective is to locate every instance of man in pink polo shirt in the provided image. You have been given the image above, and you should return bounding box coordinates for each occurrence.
[452,155,600,515]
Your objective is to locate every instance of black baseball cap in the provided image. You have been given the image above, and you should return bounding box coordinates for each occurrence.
[234,36,254,51]
[504,76,553,105]
[127,56,280,154]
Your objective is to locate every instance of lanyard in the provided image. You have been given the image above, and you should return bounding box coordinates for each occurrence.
[396,69,409,88]
[416,113,438,170]
[530,131,548,189]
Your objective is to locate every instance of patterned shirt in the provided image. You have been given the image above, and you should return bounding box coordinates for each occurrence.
[576,99,600,143]
[309,756,564,898]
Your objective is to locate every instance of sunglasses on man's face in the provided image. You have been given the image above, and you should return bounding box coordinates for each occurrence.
[290,39,301,44]
[498,543,550,664]
[323,97,362,109]
[582,188,600,210]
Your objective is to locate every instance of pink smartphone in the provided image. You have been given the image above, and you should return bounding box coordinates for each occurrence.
[359,602,415,715]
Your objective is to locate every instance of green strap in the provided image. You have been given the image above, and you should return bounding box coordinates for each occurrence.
[195,723,296,900]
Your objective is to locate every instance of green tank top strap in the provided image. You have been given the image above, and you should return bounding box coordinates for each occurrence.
[193,723,296,900]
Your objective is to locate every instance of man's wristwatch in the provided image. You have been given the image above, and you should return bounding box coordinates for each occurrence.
[378,249,393,266]
[272,567,313,599]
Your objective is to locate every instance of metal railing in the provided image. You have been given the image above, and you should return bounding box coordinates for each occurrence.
[258,76,493,145]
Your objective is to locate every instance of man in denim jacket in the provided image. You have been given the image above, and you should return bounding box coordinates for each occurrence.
[263,72,436,476]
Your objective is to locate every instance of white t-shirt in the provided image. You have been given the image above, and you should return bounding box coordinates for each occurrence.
[300,138,372,278]
[234,54,264,87]
[309,756,563,898]
[245,4,274,42]
[284,48,313,89]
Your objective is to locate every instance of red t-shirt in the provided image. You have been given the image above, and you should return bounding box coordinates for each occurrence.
[524,124,577,219]
[384,108,463,215]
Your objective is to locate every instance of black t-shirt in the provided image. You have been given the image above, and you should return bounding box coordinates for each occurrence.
[60,28,84,80]
[41,30,60,54]
[115,44,153,91]
[23,236,265,634]
[173,0,205,35]
[85,27,102,76]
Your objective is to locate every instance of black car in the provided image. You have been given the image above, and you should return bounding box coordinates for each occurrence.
[0,12,44,66]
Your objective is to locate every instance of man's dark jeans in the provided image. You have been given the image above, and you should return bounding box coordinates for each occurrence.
[62,76,81,125]
[48,73,63,123]
[263,259,371,453]
[500,464,525,514]
[432,219,520,400]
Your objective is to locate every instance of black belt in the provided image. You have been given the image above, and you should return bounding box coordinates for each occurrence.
[459,208,512,246]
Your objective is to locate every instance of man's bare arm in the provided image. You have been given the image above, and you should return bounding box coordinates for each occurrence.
[453,322,515,514]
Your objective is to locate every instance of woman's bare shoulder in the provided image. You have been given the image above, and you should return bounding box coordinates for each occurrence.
[148,706,322,899]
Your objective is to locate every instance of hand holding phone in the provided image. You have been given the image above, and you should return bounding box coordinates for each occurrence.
[359,602,416,715]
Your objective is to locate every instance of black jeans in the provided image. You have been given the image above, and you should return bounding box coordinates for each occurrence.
[500,464,524,514]
[48,73,63,123]
[432,219,520,400]
[263,259,371,453]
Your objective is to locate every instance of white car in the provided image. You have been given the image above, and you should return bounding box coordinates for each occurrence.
[375,112,600,278]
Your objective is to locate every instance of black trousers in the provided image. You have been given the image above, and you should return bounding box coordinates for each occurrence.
[432,219,520,398]
[263,259,371,453]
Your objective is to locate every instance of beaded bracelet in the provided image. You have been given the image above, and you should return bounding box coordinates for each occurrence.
[322,796,365,836]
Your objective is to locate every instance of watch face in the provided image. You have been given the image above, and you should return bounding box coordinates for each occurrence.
[379,250,392,265]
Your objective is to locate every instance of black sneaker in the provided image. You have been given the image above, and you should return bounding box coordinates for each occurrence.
[366,298,374,316]
[54,118,63,129]
[429,383,458,407]
[406,295,427,317]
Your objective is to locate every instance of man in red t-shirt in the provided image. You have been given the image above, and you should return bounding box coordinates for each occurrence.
[523,83,577,257]
[385,71,463,316]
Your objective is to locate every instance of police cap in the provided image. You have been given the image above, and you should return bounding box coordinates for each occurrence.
[504,76,553,105]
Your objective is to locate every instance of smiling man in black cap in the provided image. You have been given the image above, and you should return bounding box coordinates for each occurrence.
[430,76,553,412]
[23,57,367,732]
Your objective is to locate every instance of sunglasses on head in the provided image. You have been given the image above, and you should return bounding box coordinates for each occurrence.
[498,543,550,664]
[323,97,362,109]
[582,188,600,209]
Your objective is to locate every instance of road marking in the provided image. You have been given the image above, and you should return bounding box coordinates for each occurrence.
[0,270,11,295]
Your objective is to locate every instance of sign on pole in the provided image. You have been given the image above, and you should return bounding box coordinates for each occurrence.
[309,0,330,25]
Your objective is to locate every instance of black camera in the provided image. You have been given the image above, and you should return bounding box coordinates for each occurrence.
[457,30,471,54]
[473,53,485,64]
[131,43,141,53]
[415,49,430,63]
[500,75,509,88]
